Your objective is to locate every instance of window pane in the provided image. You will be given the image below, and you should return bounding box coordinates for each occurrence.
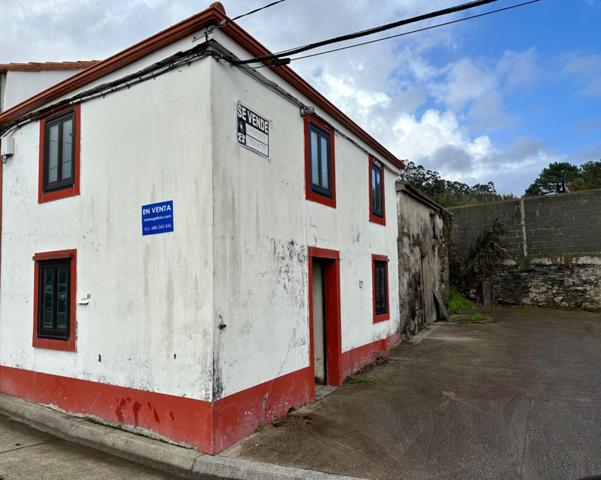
[61,118,73,181]
[56,267,68,330]
[310,130,319,186]
[48,124,59,183]
[320,135,329,188]
[371,168,377,209]
[375,170,382,212]
[375,261,388,314]
[42,268,54,329]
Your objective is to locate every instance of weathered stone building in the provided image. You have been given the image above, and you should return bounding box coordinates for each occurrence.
[397,181,451,334]
[451,189,601,311]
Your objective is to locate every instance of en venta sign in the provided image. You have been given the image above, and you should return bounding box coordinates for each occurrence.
[237,102,270,158]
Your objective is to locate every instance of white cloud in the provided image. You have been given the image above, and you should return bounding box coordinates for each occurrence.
[0,1,560,195]
[562,53,601,96]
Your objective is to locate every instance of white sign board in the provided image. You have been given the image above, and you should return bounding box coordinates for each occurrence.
[237,103,270,158]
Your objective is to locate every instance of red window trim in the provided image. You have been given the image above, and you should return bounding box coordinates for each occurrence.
[368,156,386,225]
[32,249,77,352]
[304,115,336,209]
[38,104,81,204]
[372,254,390,323]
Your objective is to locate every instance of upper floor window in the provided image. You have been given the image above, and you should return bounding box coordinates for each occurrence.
[304,115,336,208]
[369,157,385,225]
[39,105,81,203]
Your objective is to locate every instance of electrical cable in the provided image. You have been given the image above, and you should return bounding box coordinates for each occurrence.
[229,0,287,22]
[273,0,540,65]
[234,0,502,65]
[0,43,221,136]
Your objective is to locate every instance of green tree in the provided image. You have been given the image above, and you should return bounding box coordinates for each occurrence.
[525,162,580,196]
[580,160,601,190]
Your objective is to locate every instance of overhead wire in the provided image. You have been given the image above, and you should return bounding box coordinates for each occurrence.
[271,0,540,65]
[234,0,503,65]
[213,0,288,32]
[229,0,287,22]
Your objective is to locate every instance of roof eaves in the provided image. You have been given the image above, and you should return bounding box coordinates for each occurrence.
[0,7,223,125]
[0,3,404,169]
[396,180,451,215]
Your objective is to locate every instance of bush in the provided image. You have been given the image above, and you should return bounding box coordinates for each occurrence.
[450,220,507,301]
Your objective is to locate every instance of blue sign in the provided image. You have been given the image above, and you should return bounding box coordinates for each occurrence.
[142,200,174,236]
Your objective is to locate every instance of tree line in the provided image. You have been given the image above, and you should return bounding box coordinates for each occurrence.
[402,160,601,207]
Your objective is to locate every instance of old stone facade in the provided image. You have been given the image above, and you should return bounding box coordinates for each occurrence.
[451,189,601,312]
[397,181,451,334]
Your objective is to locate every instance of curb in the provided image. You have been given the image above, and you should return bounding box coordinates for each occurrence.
[0,394,364,480]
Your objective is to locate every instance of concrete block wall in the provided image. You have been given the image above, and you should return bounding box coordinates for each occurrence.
[449,189,601,311]
[451,189,601,259]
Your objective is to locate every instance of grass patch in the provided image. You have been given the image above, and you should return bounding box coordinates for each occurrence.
[453,313,490,323]
[448,287,473,314]
[346,374,377,385]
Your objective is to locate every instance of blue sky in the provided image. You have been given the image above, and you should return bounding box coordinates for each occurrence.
[2,0,600,195]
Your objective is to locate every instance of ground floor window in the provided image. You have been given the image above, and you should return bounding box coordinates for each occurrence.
[372,254,390,322]
[33,250,77,351]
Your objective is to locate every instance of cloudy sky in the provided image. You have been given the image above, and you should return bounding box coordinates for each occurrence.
[3,0,600,194]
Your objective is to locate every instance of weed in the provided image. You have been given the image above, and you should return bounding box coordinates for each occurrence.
[448,287,473,314]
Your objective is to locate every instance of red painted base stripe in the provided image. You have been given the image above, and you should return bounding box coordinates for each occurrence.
[0,331,399,454]
[341,332,401,380]
[212,367,312,453]
[0,365,214,452]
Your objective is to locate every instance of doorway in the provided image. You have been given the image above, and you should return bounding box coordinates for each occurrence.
[308,247,342,395]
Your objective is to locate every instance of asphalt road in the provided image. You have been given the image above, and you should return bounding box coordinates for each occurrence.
[0,414,178,480]
[225,307,601,480]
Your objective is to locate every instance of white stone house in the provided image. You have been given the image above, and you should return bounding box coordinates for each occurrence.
[0,3,404,454]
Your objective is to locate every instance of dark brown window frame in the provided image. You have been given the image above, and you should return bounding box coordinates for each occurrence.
[43,109,76,193]
[368,156,386,225]
[372,254,390,323]
[304,115,336,208]
[308,122,333,198]
[32,249,77,352]
[37,259,72,341]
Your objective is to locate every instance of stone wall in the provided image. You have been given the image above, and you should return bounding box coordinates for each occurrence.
[450,189,601,312]
[494,257,601,311]
[397,182,451,334]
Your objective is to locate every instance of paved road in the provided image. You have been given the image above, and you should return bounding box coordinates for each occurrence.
[0,414,178,480]
[225,308,601,480]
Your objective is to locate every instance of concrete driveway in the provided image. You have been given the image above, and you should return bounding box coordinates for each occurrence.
[224,308,601,480]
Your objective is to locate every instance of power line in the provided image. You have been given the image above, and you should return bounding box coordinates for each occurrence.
[234,0,501,65]
[229,0,288,22]
[281,0,540,64]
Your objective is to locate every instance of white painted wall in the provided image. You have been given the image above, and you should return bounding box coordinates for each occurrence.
[1,29,401,404]
[209,50,400,398]
[0,58,215,400]
[2,70,83,111]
